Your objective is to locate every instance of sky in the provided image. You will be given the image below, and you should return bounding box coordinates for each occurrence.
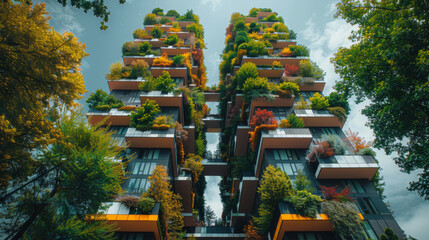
[38,0,428,238]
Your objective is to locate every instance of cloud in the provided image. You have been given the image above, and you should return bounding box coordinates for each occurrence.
[45,3,84,36]
[201,0,221,11]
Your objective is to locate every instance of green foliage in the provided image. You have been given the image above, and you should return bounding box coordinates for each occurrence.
[247,40,268,57]
[295,96,310,109]
[326,91,350,114]
[235,34,248,47]
[230,154,254,178]
[236,62,259,90]
[278,82,300,96]
[219,51,237,78]
[254,165,294,234]
[322,201,366,240]
[144,13,157,25]
[130,99,161,131]
[293,170,315,193]
[234,20,247,32]
[160,17,171,24]
[139,42,152,54]
[195,133,205,157]
[328,107,347,124]
[172,54,185,66]
[138,79,154,92]
[333,0,429,199]
[151,27,164,38]
[248,8,259,17]
[86,89,123,111]
[243,77,274,103]
[289,30,297,39]
[287,114,305,128]
[262,13,279,22]
[138,198,155,213]
[152,7,164,15]
[178,9,197,22]
[166,10,180,18]
[120,196,140,208]
[309,92,330,110]
[186,23,204,39]
[321,134,346,155]
[153,71,176,93]
[286,190,321,218]
[122,41,139,55]
[299,59,325,79]
[380,227,400,240]
[273,22,289,33]
[164,34,180,45]
[248,22,260,33]
[289,45,310,57]
[230,12,245,24]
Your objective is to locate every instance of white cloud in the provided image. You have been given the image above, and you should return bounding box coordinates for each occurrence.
[45,3,84,36]
[201,0,221,11]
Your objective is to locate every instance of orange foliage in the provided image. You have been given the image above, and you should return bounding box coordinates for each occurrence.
[176,138,185,165]
[280,47,293,57]
[279,119,291,128]
[202,104,209,116]
[344,128,372,153]
[235,49,247,66]
[315,141,335,158]
[284,64,300,76]
[249,108,278,129]
[249,124,278,152]
[152,53,173,67]
[244,220,263,240]
[118,106,136,111]
[192,48,203,66]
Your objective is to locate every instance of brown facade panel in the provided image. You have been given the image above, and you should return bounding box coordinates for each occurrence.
[235,126,251,156]
[108,80,141,91]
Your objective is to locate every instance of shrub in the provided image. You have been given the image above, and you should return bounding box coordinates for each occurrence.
[186,23,204,39]
[243,77,274,103]
[279,119,291,128]
[289,29,297,39]
[128,59,150,79]
[195,133,205,157]
[315,141,335,158]
[153,71,176,92]
[120,196,140,208]
[235,34,248,47]
[133,28,148,39]
[309,92,329,110]
[293,170,315,193]
[380,228,401,240]
[139,42,152,55]
[138,197,155,213]
[321,134,346,155]
[284,64,300,76]
[152,53,173,67]
[166,10,180,18]
[172,54,185,66]
[164,34,179,45]
[264,27,275,33]
[272,61,283,68]
[322,201,365,240]
[118,106,136,111]
[289,45,310,57]
[138,79,154,92]
[328,107,347,124]
[152,115,176,129]
[106,62,123,80]
[236,62,258,89]
[248,8,259,17]
[247,40,268,57]
[262,13,279,22]
[130,99,160,131]
[299,59,325,79]
[178,9,197,22]
[159,17,170,24]
[248,22,260,33]
[295,96,310,109]
[273,22,288,32]
[280,47,293,57]
[143,13,157,25]
[286,190,322,218]
[286,114,304,128]
[278,82,300,96]
[152,7,164,15]
[326,91,350,114]
[86,89,123,111]
[234,20,247,32]
[151,27,163,38]
[249,108,278,129]
[230,12,245,24]
[122,41,140,56]
[320,185,353,202]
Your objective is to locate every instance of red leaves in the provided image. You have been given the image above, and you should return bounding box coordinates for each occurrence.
[320,185,353,202]
[284,64,299,77]
[249,108,278,129]
[315,141,335,158]
[344,128,372,153]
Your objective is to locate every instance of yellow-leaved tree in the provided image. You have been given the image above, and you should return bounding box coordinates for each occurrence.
[0,1,87,189]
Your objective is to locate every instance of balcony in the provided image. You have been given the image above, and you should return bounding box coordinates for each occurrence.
[122,55,158,66]
[151,66,187,83]
[257,11,273,18]
[140,91,184,124]
[294,109,344,128]
[134,38,165,48]
[257,21,277,28]
[250,95,295,117]
[167,31,195,40]
[108,78,142,91]
[86,108,130,126]
[87,202,161,240]
[282,76,326,92]
[255,128,313,177]
[315,155,379,180]
[271,40,297,50]
[144,24,173,32]
[241,56,308,67]
[160,46,191,56]
[233,65,283,78]
[245,16,258,23]
[177,20,195,29]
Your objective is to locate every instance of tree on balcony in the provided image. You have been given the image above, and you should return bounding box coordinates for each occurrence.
[130,99,161,131]
[86,89,124,111]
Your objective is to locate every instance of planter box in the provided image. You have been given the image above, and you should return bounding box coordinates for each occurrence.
[250,95,295,117]
[242,56,307,67]
[140,91,184,124]
[108,79,142,91]
[160,46,191,56]
[294,109,344,128]
[167,31,195,40]
[245,16,258,23]
[271,40,297,50]
[178,21,195,29]
[144,24,172,32]
[282,77,326,92]
[151,67,187,79]
[134,39,165,48]
[122,55,158,66]
[315,155,379,180]
[86,108,131,126]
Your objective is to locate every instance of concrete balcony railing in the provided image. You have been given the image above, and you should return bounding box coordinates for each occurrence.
[86,108,131,126]
[241,56,308,67]
[87,202,161,240]
[255,128,313,177]
[315,155,379,180]
[294,109,344,128]
[160,46,191,56]
[108,78,143,91]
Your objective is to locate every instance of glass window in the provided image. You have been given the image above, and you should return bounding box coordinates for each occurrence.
[153,149,160,159]
[362,221,378,239]
[148,150,153,159]
[133,162,140,175]
[365,198,379,215]
[273,150,280,160]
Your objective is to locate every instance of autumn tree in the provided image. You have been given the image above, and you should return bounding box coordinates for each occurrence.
[344,129,372,153]
[243,220,263,240]
[332,0,429,199]
[148,166,184,239]
[249,108,278,129]
[0,1,87,190]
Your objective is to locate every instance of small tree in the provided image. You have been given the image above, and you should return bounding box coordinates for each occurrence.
[243,220,263,240]
[236,62,259,90]
[345,129,372,154]
[322,201,365,240]
[166,10,180,18]
[286,114,305,128]
[205,206,216,226]
[249,108,277,129]
[151,26,164,38]
[152,7,164,15]
[278,82,300,96]
[380,228,400,240]
[279,119,291,128]
[86,89,123,111]
[309,92,329,110]
[243,77,274,103]
[130,99,160,131]
[286,190,321,218]
[320,185,353,202]
[164,34,180,46]
[293,170,315,193]
[153,71,176,92]
[144,13,157,25]
[133,28,147,39]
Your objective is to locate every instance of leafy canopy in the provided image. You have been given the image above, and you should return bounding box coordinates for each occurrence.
[332,0,429,199]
